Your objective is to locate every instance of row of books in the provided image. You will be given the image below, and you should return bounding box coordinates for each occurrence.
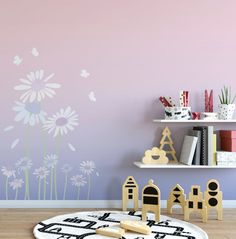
[179,126,216,166]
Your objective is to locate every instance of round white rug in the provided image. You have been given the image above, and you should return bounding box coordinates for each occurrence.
[34,211,208,239]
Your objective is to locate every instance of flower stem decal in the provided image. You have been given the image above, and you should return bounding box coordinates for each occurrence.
[61,164,72,200]
[71,175,87,200]
[1,167,16,200]
[15,157,32,200]
[80,161,95,200]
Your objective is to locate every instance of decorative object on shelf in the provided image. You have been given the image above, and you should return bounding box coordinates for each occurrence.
[96,227,125,238]
[202,112,218,120]
[205,89,214,112]
[159,96,172,107]
[142,147,169,165]
[204,179,223,220]
[179,90,189,107]
[164,106,191,120]
[218,86,236,120]
[122,176,139,211]
[167,184,186,214]
[120,221,151,235]
[184,185,208,223]
[220,130,236,152]
[160,127,178,163]
[192,112,201,120]
[216,151,236,166]
[142,179,160,222]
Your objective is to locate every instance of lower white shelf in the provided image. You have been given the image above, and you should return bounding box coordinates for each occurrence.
[134,162,236,169]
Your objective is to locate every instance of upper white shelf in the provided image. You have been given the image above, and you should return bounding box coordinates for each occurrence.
[153,119,236,123]
[134,162,236,169]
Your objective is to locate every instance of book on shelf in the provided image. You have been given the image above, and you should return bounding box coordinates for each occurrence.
[212,134,217,166]
[179,135,198,165]
[188,129,201,165]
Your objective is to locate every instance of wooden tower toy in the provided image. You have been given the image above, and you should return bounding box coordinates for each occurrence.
[184,185,208,223]
[167,184,186,214]
[204,179,223,220]
[142,179,160,222]
[160,127,178,163]
[122,176,139,211]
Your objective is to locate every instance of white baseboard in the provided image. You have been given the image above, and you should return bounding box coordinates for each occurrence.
[0,200,235,208]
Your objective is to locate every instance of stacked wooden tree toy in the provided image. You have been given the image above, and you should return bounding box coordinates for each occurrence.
[122,177,223,224]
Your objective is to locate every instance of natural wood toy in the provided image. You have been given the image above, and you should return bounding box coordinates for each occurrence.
[142,147,169,164]
[96,227,125,238]
[204,179,223,220]
[120,220,151,235]
[160,127,178,163]
[122,176,139,211]
[142,179,161,222]
[184,185,208,223]
[167,184,186,214]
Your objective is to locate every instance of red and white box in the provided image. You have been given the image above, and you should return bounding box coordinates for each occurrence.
[220,130,236,152]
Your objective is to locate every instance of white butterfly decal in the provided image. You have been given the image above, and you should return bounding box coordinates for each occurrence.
[80,69,90,78]
[88,91,96,102]
[31,48,39,57]
[13,56,23,66]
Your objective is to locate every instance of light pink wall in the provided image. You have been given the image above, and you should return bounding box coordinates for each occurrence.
[0,1,236,200]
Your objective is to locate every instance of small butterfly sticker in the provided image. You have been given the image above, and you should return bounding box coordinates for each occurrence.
[80,69,90,78]
[31,47,39,57]
[13,56,23,66]
[88,91,96,102]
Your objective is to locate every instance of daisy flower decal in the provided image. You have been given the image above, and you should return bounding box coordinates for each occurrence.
[33,167,50,180]
[80,161,95,175]
[43,106,78,137]
[13,101,47,126]
[14,69,61,102]
[80,69,90,78]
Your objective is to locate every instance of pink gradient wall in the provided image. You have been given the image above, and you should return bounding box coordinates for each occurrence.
[0,1,236,200]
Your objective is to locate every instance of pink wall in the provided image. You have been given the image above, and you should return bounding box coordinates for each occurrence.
[0,1,236,200]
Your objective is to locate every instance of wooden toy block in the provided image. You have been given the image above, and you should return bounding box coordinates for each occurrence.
[160,127,178,162]
[184,185,208,223]
[96,227,125,238]
[142,179,161,222]
[142,147,169,164]
[120,220,151,235]
[122,176,139,211]
[167,184,186,214]
[205,89,213,112]
[204,179,223,220]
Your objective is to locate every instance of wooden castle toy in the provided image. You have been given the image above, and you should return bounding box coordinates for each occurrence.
[142,147,169,164]
[122,176,139,211]
[96,227,125,238]
[160,127,178,162]
[167,184,186,214]
[142,179,161,222]
[184,185,208,223]
[120,221,151,235]
[204,179,223,220]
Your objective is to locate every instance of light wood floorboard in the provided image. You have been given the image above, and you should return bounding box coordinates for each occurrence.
[0,208,235,239]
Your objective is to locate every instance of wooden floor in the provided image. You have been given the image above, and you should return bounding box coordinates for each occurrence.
[0,208,235,239]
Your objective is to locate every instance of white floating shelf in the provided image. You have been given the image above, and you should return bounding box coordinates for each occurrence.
[153,119,236,123]
[134,162,236,169]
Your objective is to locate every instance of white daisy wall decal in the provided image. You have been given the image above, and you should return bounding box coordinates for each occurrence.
[88,91,96,102]
[68,142,76,152]
[31,48,39,57]
[13,101,47,126]
[14,69,60,103]
[13,55,23,66]
[80,69,90,78]
[43,106,78,137]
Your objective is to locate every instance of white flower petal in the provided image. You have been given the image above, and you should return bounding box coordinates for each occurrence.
[45,83,61,88]
[14,85,31,91]
[3,126,14,132]
[11,138,19,149]
[29,91,37,102]
[44,73,55,82]
[68,143,76,152]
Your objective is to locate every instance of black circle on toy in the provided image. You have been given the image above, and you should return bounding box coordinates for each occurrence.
[208,182,218,191]
[209,198,218,207]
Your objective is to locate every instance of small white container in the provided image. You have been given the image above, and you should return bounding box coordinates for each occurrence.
[218,104,235,120]
[165,107,191,120]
